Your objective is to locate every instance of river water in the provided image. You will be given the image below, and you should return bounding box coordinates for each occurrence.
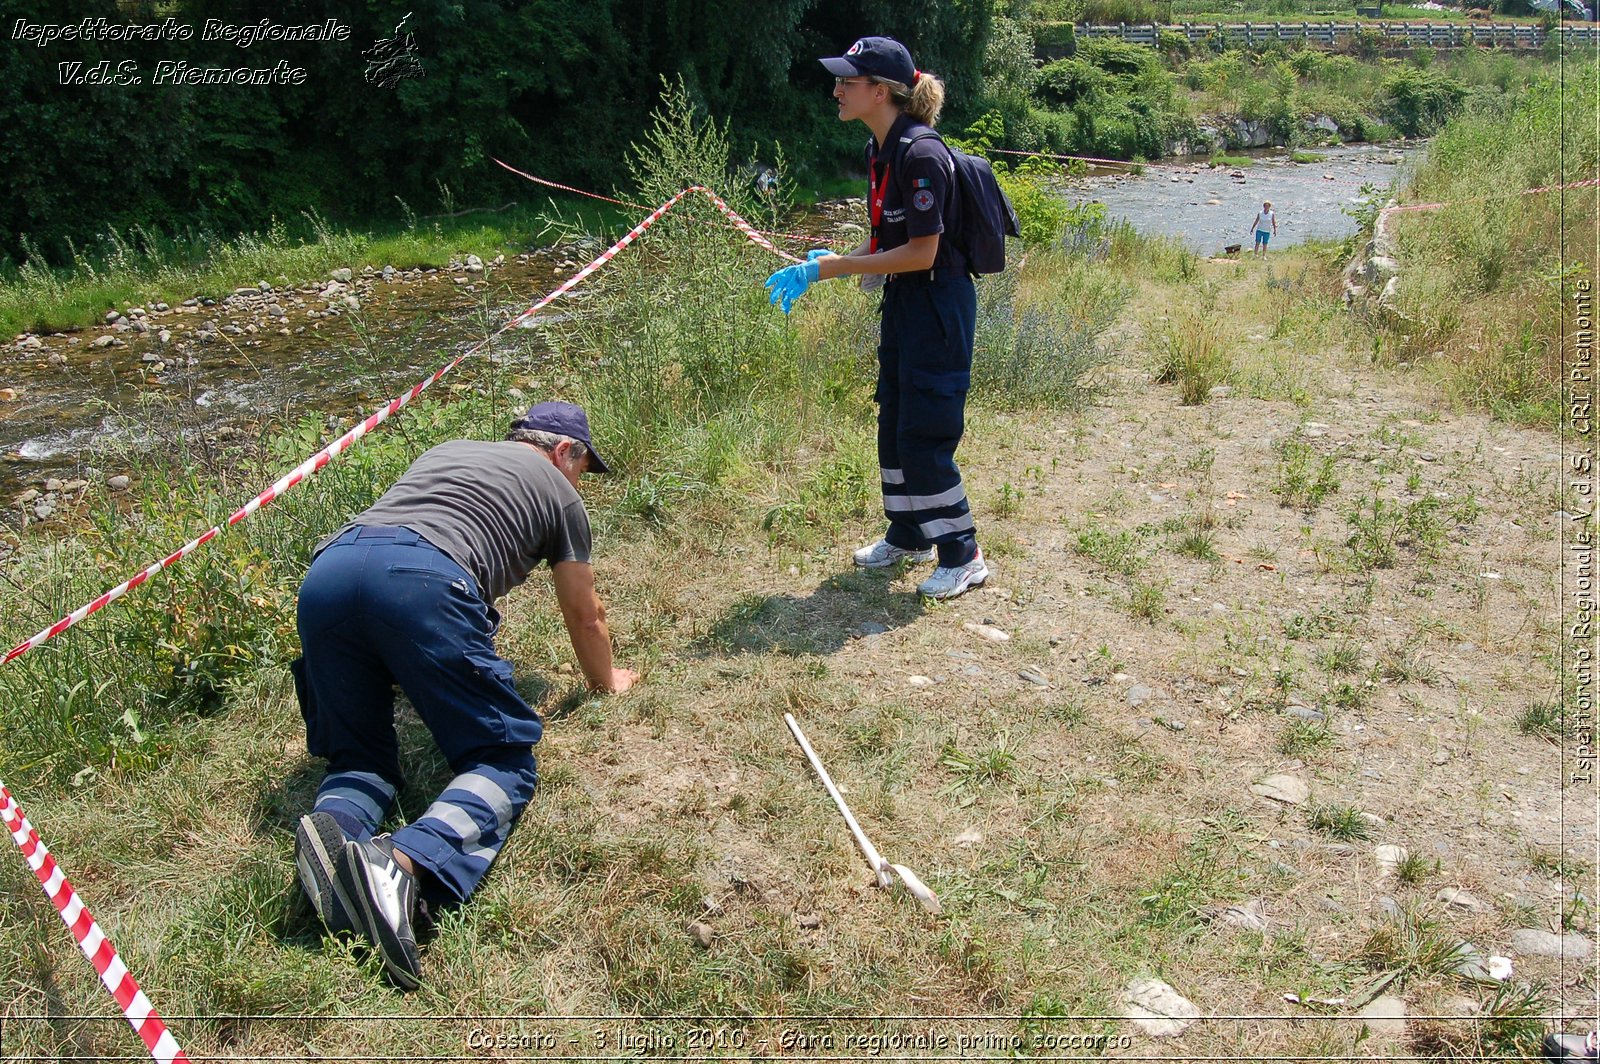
[0,144,1420,511]
[1060,140,1422,254]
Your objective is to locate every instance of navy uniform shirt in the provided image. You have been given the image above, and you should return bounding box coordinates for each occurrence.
[867,112,963,274]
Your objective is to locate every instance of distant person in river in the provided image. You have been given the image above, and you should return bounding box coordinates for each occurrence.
[290,401,637,989]
[761,35,988,600]
[1250,200,1278,255]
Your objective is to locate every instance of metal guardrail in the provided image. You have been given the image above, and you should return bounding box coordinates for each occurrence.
[1073,20,1598,47]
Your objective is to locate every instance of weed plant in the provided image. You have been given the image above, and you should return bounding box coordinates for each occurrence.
[1516,700,1564,742]
[1274,433,1341,511]
[1344,491,1445,568]
[1074,524,1147,576]
[1278,718,1333,756]
[1306,802,1371,840]
[1360,905,1462,987]
[1151,308,1232,405]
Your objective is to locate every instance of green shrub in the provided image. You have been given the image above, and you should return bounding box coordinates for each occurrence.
[1037,59,1107,108]
[1377,67,1468,136]
[972,251,1127,409]
[1081,39,1162,79]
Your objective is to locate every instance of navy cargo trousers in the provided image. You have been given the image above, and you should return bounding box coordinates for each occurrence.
[876,272,979,568]
[292,526,541,905]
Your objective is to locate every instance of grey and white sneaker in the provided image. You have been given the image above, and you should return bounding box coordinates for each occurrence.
[295,812,357,935]
[917,550,989,600]
[853,538,934,569]
[336,834,422,989]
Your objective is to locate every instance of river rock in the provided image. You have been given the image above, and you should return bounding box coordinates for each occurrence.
[1019,667,1049,687]
[93,335,117,348]
[1356,995,1406,1039]
[15,336,42,350]
[157,329,172,344]
[1436,887,1489,912]
[466,254,484,273]
[1250,773,1310,805]
[331,268,353,283]
[1228,118,1274,148]
[687,921,714,948]
[48,352,67,367]
[962,621,1008,642]
[16,489,38,504]
[1509,929,1591,959]
[1373,844,1408,876]
[105,311,122,324]
[33,499,54,520]
[1127,684,1154,706]
[1121,978,1200,1037]
[343,295,361,311]
[1216,899,1269,931]
[908,675,935,687]
[107,475,130,490]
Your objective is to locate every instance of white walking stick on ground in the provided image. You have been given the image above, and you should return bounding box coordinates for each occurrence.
[784,713,942,914]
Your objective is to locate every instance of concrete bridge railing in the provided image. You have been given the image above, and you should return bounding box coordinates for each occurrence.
[1067,20,1596,49]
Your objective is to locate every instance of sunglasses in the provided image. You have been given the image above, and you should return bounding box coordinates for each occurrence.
[834,76,874,87]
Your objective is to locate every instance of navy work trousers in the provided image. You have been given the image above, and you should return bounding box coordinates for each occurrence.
[876,273,979,568]
[293,526,542,904]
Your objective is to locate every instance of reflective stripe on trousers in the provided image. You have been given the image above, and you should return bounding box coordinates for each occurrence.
[875,273,979,568]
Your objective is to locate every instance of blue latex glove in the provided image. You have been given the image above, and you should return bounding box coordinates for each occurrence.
[806,249,833,262]
[764,259,820,314]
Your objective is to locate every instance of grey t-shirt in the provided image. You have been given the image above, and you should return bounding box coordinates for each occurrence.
[328,439,592,601]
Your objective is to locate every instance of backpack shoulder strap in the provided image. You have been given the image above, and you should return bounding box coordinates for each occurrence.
[891,125,948,173]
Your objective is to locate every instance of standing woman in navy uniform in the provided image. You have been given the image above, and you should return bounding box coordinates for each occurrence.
[764,36,987,600]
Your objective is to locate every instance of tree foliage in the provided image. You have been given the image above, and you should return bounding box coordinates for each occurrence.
[1,0,991,267]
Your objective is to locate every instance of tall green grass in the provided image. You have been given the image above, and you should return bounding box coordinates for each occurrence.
[1360,60,1596,424]
[0,394,509,786]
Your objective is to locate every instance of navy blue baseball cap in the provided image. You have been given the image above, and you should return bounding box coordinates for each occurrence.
[820,36,917,87]
[513,400,609,473]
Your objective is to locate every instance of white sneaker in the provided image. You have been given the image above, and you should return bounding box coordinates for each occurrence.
[853,538,934,569]
[918,550,989,599]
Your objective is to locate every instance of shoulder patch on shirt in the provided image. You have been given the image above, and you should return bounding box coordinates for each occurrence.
[912,188,935,211]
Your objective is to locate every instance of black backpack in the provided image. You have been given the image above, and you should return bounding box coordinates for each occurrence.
[881,125,1021,275]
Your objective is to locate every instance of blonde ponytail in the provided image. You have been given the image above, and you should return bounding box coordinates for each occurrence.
[878,71,946,128]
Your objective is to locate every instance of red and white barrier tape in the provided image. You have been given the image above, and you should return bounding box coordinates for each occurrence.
[492,157,818,249]
[1382,174,1600,214]
[1,784,189,1062]
[4,183,785,666]
[1,177,789,1063]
